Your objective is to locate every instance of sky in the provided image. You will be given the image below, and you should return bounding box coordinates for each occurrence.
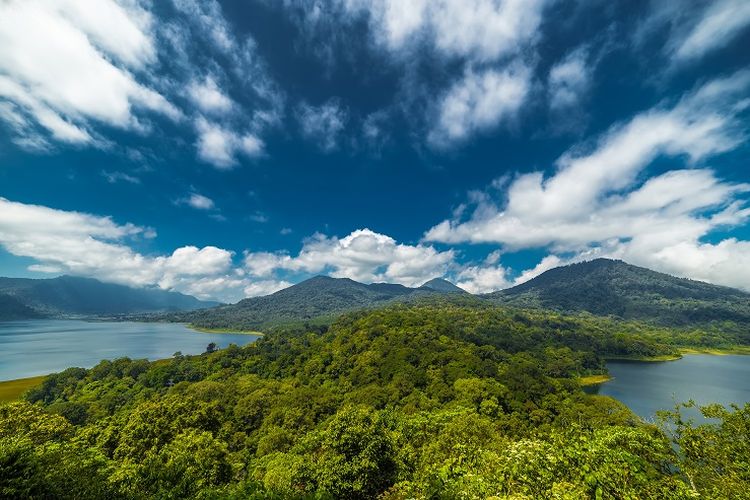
[0,0,749,302]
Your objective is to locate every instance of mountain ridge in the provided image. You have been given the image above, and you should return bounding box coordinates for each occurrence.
[0,275,219,319]
[486,258,750,327]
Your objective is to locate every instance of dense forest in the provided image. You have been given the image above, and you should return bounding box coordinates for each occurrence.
[2,303,748,498]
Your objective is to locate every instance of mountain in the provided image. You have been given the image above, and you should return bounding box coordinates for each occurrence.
[0,293,45,321]
[0,275,219,319]
[170,275,467,331]
[486,259,750,328]
[420,278,466,293]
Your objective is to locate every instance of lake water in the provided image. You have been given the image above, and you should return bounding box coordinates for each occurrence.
[0,320,260,381]
[586,354,750,419]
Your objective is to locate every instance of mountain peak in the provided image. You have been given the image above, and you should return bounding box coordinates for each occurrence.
[420,278,465,293]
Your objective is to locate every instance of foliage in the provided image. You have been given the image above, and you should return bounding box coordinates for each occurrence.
[2,304,748,498]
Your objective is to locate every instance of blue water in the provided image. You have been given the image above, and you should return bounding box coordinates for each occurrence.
[586,354,750,419]
[0,320,260,380]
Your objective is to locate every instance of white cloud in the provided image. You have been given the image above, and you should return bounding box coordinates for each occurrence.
[455,263,511,294]
[195,117,264,168]
[187,76,233,114]
[548,47,590,112]
[244,228,455,287]
[427,70,750,246]
[429,64,530,146]
[425,70,750,291]
[102,171,141,184]
[0,0,180,146]
[0,197,254,301]
[297,100,348,152]
[671,0,750,62]
[342,0,549,61]
[184,193,215,210]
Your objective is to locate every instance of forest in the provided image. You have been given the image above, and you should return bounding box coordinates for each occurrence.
[2,303,749,498]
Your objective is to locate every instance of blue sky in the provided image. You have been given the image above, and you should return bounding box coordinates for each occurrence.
[1,0,749,302]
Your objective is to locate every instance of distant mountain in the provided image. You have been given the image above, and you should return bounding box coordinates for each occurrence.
[0,293,45,321]
[169,275,467,331]
[420,278,466,293]
[486,259,750,328]
[0,275,219,319]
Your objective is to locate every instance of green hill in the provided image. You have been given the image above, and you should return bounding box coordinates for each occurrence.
[168,275,466,331]
[486,259,750,329]
[5,303,747,498]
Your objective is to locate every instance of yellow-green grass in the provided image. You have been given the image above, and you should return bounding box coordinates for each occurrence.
[186,324,265,336]
[678,346,750,356]
[579,374,613,386]
[605,353,683,362]
[0,375,46,403]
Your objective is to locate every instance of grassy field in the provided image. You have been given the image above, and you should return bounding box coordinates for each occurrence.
[579,374,613,386]
[0,375,46,403]
[187,324,265,335]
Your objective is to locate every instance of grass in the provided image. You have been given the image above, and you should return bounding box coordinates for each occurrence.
[605,353,683,362]
[186,324,265,336]
[0,375,46,403]
[579,374,613,386]
[678,346,750,356]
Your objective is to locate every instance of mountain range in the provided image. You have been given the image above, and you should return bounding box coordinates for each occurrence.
[3,260,750,334]
[0,275,219,320]
[162,276,468,331]
[165,259,750,332]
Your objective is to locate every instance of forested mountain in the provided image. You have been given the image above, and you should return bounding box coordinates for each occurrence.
[3,303,747,498]
[486,259,750,329]
[0,293,44,321]
[0,276,218,319]
[167,275,467,331]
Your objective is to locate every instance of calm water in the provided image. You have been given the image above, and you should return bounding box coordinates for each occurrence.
[0,320,260,381]
[586,354,750,419]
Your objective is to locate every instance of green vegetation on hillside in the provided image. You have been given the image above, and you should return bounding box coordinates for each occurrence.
[2,304,748,498]
[488,259,750,333]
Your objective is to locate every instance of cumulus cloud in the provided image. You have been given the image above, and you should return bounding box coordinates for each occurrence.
[195,117,264,168]
[244,228,455,287]
[183,193,215,210]
[0,197,259,301]
[426,70,750,290]
[0,0,181,148]
[187,76,233,114]
[296,100,348,152]
[429,64,531,146]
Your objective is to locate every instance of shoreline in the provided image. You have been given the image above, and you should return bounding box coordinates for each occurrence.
[185,324,265,336]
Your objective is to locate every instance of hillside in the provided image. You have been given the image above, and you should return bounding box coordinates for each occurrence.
[169,275,468,330]
[6,303,746,498]
[0,275,218,319]
[0,293,45,321]
[487,259,750,329]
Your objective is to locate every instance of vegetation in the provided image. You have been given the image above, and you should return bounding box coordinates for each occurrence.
[2,303,748,498]
[487,259,750,333]
[160,275,466,332]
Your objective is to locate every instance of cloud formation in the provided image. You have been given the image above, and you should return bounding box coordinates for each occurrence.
[296,100,348,152]
[426,71,750,290]
[245,228,455,287]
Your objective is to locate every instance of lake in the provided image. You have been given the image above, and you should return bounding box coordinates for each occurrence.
[0,320,260,381]
[586,354,750,419]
